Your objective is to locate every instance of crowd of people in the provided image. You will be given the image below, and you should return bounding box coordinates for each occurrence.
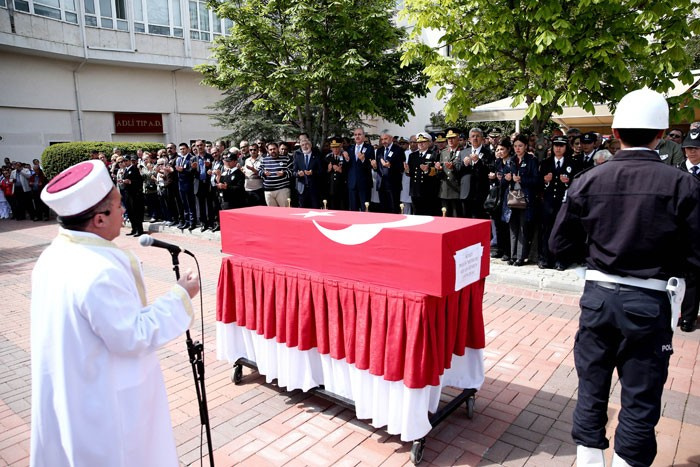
[72,124,697,275]
[0,157,50,221]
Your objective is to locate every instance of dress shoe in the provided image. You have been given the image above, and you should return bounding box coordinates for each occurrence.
[212,224,220,232]
[126,231,136,236]
[537,261,549,269]
[490,250,502,258]
[501,255,511,262]
[200,225,208,232]
[177,223,186,229]
[514,259,524,267]
[188,223,197,231]
[555,262,567,271]
[167,220,177,227]
[680,320,697,333]
[133,232,143,237]
[507,259,515,266]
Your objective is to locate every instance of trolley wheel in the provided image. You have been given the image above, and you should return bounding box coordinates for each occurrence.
[466,395,475,419]
[410,438,425,465]
[232,364,243,384]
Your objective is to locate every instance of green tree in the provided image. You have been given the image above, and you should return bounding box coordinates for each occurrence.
[401,0,700,135]
[199,0,428,146]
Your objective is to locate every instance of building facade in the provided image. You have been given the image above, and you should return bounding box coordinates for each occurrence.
[0,0,229,161]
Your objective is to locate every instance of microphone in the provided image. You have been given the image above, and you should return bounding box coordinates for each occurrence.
[139,234,192,256]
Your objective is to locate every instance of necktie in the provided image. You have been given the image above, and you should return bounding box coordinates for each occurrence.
[556,160,561,170]
[692,166,699,176]
[305,154,309,168]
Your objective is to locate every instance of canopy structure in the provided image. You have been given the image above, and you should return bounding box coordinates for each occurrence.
[465,70,700,132]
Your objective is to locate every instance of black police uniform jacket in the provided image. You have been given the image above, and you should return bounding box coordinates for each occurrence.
[540,155,580,207]
[550,149,700,278]
[218,167,245,209]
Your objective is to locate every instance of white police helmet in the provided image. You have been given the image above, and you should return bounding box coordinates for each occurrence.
[611,88,668,130]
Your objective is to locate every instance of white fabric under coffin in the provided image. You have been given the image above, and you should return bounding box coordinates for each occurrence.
[216,322,484,441]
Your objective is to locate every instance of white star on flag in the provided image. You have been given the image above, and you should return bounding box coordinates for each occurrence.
[291,210,336,218]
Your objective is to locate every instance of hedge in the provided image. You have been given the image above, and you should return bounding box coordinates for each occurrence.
[41,142,166,179]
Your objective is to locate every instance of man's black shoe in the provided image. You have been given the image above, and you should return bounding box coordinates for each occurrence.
[680,320,697,332]
[537,261,549,269]
[126,231,136,236]
[201,225,208,232]
[555,262,567,271]
[212,224,220,232]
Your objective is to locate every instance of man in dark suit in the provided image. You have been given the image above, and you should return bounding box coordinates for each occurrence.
[294,136,323,209]
[175,142,196,230]
[122,155,145,236]
[192,139,214,231]
[372,131,405,213]
[537,135,580,269]
[345,127,374,211]
[457,127,494,219]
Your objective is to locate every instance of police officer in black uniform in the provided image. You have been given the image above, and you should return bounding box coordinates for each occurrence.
[407,132,440,216]
[537,135,580,270]
[550,89,700,467]
[677,130,700,332]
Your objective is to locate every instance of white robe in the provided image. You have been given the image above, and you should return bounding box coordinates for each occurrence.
[30,228,194,467]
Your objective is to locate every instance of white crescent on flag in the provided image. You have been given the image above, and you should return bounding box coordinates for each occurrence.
[311,215,434,245]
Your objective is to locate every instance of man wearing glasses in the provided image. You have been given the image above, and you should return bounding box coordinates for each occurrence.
[666,129,684,142]
[31,160,199,466]
[656,128,685,166]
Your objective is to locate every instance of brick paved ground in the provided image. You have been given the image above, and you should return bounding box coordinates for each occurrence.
[1,219,699,466]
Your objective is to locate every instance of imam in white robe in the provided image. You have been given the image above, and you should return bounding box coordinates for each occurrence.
[30,228,194,467]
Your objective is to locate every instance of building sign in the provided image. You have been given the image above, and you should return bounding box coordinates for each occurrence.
[114,113,164,134]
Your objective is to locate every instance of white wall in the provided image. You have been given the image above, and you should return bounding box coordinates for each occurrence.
[0,51,225,162]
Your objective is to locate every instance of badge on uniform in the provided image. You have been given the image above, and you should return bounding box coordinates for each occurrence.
[659,154,669,161]
[566,166,572,173]
[521,162,526,167]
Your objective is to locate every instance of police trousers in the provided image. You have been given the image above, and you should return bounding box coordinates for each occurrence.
[573,281,673,466]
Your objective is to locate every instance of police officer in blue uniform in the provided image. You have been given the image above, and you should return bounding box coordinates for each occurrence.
[550,89,700,467]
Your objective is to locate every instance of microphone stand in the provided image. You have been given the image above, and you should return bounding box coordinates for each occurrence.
[169,250,215,467]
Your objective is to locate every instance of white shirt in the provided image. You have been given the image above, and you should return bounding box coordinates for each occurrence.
[685,159,699,174]
[31,229,193,467]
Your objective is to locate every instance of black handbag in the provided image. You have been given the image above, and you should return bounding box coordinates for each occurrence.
[507,189,527,209]
[483,185,501,212]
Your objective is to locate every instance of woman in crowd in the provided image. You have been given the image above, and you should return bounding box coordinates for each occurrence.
[503,134,539,266]
[607,138,621,156]
[490,139,512,261]
[570,135,583,166]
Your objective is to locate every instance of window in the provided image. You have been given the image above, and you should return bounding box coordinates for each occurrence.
[189,0,226,41]
[13,0,78,23]
[84,0,126,31]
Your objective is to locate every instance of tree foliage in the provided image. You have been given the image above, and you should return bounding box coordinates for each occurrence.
[198,0,429,145]
[401,0,700,135]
